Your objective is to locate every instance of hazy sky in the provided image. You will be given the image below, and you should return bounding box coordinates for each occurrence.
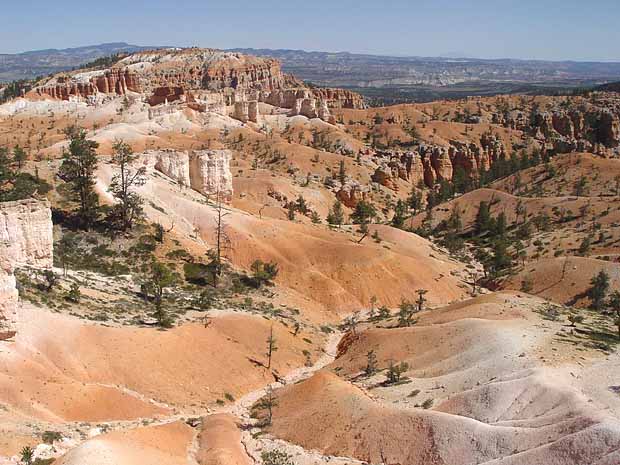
[3,0,620,61]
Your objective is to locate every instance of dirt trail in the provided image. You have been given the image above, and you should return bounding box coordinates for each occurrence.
[224,329,342,419]
[218,329,368,465]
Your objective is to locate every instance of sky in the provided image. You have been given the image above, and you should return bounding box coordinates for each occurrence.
[3,0,620,61]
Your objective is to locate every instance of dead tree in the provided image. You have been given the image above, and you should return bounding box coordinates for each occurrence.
[266,325,278,369]
[212,189,231,288]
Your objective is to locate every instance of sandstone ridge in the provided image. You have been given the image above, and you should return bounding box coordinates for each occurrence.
[31,48,367,124]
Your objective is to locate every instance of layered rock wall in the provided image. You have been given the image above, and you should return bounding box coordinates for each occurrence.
[233,100,259,123]
[496,102,620,154]
[140,149,233,201]
[311,88,367,110]
[31,48,365,126]
[203,59,283,92]
[370,132,506,191]
[34,49,284,106]
[36,69,140,100]
[259,87,363,122]
[0,199,53,340]
[189,150,234,202]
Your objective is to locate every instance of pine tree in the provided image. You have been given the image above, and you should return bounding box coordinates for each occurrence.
[149,261,176,327]
[59,126,100,229]
[0,147,15,198]
[326,200,345,228]
[416,289,428,312]
[398,299,417,327]
[211,189,230,287]
[391,200,407,228]
[475,201,492,235]
[573,176,588,196]
[587,270,610,310]
[365,350,378,376]
[407,188,423,216]
[287,203,296,220]
[338,159,347,184]
[493,211,507,237]
[12,145,27,170]
[385,360,409,384]
[108,139,146,231]
[350,200,376,224]
[491,238,512,275]
[256,386,279,427]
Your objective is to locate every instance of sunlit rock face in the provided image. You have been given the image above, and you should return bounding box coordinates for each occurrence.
[0,199,53,339]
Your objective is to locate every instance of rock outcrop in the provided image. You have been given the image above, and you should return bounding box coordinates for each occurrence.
[141,150,192,187]
[429,146,453,182]
[260,88,333,121]
[336,180,368,208]
[140,149,233,202]
[31,48,365,125]
[0,199,53,340]
[311,87,367,110]
[189,150,233,202]
[36,69,140,100]
[35,49,283,104]
[368,130,508,191]
[147,86,185,106]
[203,57,283,92]
[492,97,620,155]
[233,100,259,123]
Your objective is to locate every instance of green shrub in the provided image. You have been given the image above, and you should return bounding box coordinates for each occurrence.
[166,249,193,261]
[41,431,62,444]
[421,398,434,409]
[183,262,214,286]
[261,450,294,465]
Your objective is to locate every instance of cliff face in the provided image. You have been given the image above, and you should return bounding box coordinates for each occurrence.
[203,57,284,92]
[0,199,53,340]
[370,132,506,191]
[495,99,620,155]
[189,150,234,202]
[311,88,367,110]
[36,69,140,100]
[233,100,259,123]
[34,49,284,104]
[256,87,364,123]
[31,48,365,125]
[140,149,233,202]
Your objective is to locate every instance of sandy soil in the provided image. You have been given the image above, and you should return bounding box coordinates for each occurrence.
[56,421,193,465]
[0,303,320,424]
[259,292,620,465]
[95,162,469,322]
[503,256,620,307]
[196,414,251,465]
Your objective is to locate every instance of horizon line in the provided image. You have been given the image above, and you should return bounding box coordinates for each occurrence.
[2,41,620,65]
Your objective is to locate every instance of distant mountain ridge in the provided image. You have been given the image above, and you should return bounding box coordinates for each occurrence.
[228,47,620,87]
[4,43,620,104]
[227,48,620,103]
[0,42,158,82]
